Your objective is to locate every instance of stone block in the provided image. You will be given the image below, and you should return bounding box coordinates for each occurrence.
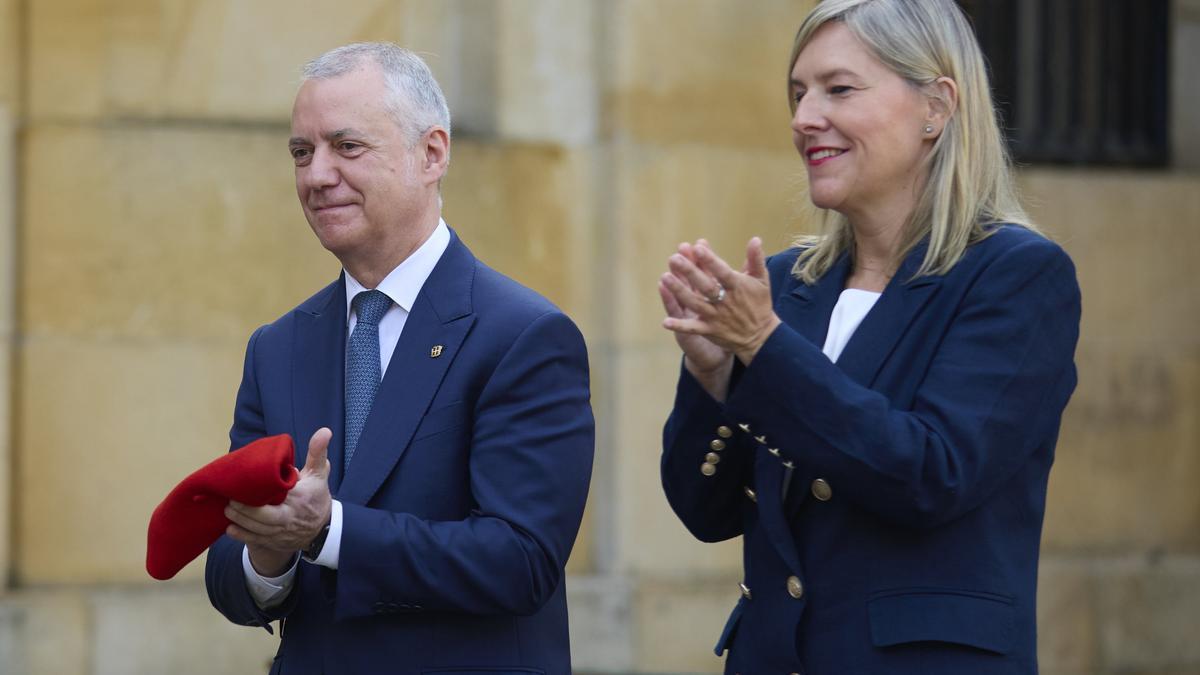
[492,0,597,145]
[0,103,13,592]
[91,584,277,675]
[0,0,16,108]
[606,0,815,150]
[567,574,635,672]
[27,0,465,123]
[1019,170,1200,349]
[442,140,596,332]
[633,573,740,672]
[1044,345,1200,551]
[1021,171,1200,552]
[21,124,338,342]
[609,343,743,576]
[1094,556,1200,673]
[610,142,808,344]
[0,591,90,675]
[1037,557,1100,674]
[16,337,246,584]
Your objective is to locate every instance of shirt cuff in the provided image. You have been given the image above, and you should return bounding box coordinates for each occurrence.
[242,546,298,609]
[312,499,343,569]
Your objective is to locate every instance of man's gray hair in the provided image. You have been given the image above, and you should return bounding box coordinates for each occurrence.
[302,42,451,142]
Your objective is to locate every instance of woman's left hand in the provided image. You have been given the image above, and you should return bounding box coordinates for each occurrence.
[661,237,782,366]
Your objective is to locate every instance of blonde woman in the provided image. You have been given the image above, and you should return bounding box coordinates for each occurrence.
[659,0,1080,672]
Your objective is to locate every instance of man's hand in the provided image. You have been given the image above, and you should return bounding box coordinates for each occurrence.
[226,428,333,576]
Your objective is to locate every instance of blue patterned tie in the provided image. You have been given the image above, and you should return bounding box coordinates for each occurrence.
[344,289,392,471]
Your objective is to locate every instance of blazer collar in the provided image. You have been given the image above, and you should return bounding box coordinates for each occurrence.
[336,229,477,505]
[780,239,944,387]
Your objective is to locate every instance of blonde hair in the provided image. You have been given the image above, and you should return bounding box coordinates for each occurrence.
[788,0,1037,284]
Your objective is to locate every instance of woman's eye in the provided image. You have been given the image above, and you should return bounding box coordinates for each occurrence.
[830,85,853,95]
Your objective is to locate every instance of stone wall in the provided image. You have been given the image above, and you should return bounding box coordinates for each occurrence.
[1,2,1197,674]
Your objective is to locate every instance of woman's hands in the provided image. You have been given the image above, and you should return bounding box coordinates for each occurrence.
[659,237,782,401]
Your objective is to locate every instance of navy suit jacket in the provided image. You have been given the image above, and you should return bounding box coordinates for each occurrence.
[662,226,1080,674]
[206,231,594,675]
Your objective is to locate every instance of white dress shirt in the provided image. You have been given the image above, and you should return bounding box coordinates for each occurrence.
[822,288,882,363]
[242,220,452,608]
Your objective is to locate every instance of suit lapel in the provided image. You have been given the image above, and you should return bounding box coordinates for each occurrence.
[291,276,349,491]
[775,253,851,349]
[833,242,943,387]
[337,233,477,506]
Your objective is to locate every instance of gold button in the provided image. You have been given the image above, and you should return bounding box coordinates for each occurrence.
[811,478,832,502]
[710,439,726,451]
[743,486,757,502]
[717,426,733,438]
[705,452,721,464]
[786,576,804,599]
[701,462,717,477]
[739,582,752,600]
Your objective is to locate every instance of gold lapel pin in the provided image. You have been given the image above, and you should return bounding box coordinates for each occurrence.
[430,345,444,358]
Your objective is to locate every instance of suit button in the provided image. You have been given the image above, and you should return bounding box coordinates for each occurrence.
[743,486,757,502]
[705,452,721,464]
[710,439,726,451]
[786,576,804,599]
[701,462,717,476]
[739,582,752,600]
[811,478,832,501]
[717,425,733,438]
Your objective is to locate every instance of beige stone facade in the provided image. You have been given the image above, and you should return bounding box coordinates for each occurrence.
[1,1,1198,673]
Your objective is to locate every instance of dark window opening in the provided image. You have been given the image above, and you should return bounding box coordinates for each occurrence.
[957,0,1170,167]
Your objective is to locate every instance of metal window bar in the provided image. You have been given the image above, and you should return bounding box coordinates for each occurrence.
[957,0,1169,166]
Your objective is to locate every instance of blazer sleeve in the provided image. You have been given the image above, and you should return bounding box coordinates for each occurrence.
[660,364,756,543]
[205,325,300,631]
[333,310,595,620]
[725,236,1081,529]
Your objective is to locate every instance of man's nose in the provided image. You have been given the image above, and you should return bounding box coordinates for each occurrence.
[302,147,340,189]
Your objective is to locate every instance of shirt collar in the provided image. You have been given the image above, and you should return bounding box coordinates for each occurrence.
[344,219,451,321]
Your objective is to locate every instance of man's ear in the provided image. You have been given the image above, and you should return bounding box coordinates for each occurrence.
[925,76,959,136]
[422,127,450,185]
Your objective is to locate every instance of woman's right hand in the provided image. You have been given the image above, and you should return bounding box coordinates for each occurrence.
[659,242,735,401]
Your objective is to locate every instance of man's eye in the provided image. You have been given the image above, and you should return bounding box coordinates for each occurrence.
[290,147,311,160]
[338,142,362,152]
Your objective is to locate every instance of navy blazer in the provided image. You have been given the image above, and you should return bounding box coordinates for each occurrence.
[662,226,1080,674]
[206,231,594,675]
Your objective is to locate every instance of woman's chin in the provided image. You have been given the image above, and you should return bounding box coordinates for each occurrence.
[808,191,845,212]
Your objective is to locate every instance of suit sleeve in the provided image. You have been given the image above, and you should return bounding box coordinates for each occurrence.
[660,364,756,543]
[333,310,594,619]
[725,237,1080,529]
[205,325,300,631]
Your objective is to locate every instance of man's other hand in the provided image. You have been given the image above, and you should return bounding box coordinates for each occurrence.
[226,428,333,575]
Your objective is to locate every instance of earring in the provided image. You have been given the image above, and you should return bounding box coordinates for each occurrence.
[924,124,935,134]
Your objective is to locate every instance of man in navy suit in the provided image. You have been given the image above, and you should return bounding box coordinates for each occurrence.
[204,43,594,675]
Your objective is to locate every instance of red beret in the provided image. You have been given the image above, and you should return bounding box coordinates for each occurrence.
[146,434,297,580]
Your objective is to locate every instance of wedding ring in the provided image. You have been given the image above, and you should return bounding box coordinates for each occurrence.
[707,285,726,304]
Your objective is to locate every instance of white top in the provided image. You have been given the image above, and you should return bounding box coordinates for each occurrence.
[242,219,451,608]
[821,288,882,362]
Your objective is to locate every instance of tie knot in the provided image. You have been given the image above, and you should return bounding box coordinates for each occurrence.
[353,290,392,326]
